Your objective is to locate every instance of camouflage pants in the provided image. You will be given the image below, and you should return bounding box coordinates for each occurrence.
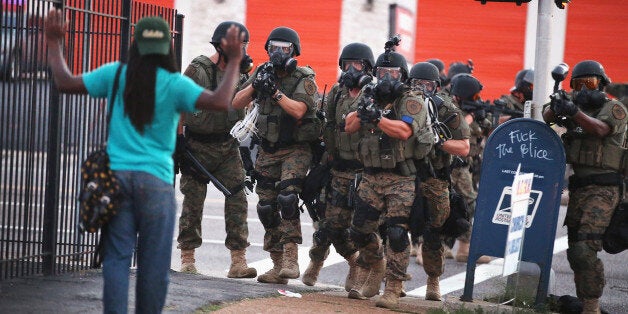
[177,139,249,251]
[420,176,450,277]
[450,164,477,242]
[255,143,312,252]
[353,172,414,281]
[309,169,358,262]
[565,184,619,299]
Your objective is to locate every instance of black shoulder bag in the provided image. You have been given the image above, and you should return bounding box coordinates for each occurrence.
[78,64,124,234]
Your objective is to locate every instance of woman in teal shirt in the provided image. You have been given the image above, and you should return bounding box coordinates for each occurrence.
[45,10,246,313]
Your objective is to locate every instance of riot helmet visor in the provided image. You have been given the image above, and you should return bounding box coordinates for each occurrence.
[267,40,294,55]
[410,79,437,95]
[341,60,365,71]
[376,67,402,80]
[571,76,600,91]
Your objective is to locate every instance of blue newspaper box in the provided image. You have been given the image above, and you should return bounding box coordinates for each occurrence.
[461,119,565,307]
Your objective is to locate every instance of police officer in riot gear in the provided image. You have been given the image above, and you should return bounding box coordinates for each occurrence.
[344,51,434,309]
[232,26,321,285]
[407,62,471,300]
[543,60,627,314]
[426,58,446,86]
[176,21,256,278]
[301,42,374,290]
[443,60,474,88]
[497,68,533,124]
[449,74,492,265]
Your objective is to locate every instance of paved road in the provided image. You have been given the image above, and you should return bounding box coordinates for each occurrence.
[172,177,627,313]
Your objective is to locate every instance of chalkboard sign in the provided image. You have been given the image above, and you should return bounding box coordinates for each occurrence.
[461,118,565,307]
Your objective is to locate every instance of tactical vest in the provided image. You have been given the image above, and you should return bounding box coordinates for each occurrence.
[323,84,361,161]
[256,66,321,146]
[499,93,525,112]
[357,93,433,176]
[563,99,628,176]
[183,55,245,134]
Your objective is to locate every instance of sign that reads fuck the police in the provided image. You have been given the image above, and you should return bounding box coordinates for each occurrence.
[462,119,565,306]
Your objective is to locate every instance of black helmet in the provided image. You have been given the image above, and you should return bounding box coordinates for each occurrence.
[571,60,611,88]
[211,21,249,45]
[338,43,375,70]
[265,26,301,56]
[409,62,441,86]
[446,62,473,83]
[514,69,534,89]
[426,58,445,73]
[450,74,483,100]
[374,51,408,81]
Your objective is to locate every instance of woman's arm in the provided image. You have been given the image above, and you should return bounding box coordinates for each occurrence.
[44,9,86,93]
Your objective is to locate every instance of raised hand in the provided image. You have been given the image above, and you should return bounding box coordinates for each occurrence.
[44,9,67,42]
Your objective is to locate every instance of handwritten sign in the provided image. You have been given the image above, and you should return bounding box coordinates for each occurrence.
[495,130,553,160]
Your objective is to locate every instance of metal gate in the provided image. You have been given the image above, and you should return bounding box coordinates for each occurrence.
[0,0,184,280]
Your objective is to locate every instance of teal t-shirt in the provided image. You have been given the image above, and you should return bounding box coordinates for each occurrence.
[83,61,204,184]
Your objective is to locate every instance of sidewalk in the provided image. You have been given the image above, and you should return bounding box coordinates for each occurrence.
[0,269,514,313]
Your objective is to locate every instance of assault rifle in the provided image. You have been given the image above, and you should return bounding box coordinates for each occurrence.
[548,63,571,127]
[179,147,233,197]
[460,99,523,126]
[356,83,392,125]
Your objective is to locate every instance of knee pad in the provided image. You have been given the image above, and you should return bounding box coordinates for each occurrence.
[423,227,443,251]
[257,202,280,229]
[349,226,375,248]
[313,228,331,247]
[352,196,380,227]
[387,225,409,253]
[567,241,597,271]
[277,192,300,220]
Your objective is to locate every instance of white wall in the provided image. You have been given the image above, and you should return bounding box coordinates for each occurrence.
[175,0,246,69]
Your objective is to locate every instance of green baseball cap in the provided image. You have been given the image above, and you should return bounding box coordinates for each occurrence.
[134,16,171,56]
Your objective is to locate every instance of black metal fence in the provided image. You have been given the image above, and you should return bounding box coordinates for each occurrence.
[1,0,184,280]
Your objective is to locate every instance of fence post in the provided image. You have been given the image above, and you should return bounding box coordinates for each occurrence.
[42,0,65,276]
[120,0,132,61]
[174,13,184,70]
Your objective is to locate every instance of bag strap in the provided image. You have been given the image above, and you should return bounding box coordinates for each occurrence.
[106,64,124,130]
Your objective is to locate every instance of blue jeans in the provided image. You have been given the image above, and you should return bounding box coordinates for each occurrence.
[102,171,176,314]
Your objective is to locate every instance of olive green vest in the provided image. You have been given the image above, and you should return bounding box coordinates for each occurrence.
[357,93,433,175]
[323,84,361,161]
[182,55,245,134]
[563,98,628,176]
[255,66,321,145]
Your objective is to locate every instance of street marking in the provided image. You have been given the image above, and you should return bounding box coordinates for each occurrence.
[405,236,568,297]
[247,245,347,276]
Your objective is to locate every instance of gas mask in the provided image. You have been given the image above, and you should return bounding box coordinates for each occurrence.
[268,41,297,73]
[573,86,606,109]
[374,72,407,104]
[410,79,438,97]
[339,66,372,89]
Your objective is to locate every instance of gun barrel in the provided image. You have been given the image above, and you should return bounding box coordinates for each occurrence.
[185,149,232,197]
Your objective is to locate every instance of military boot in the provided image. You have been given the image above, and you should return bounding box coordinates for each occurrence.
[361,257,386,298]
[425,276,441,301]
[301,259,324,286]
[375,279,403,309]
[180,249,197,274]
[582,298,601,314]
[227,249,257,278]
[455,240,491,263]
[344,252,359,292]
[347,265,370,300]
[257,252,288,284]
[279,242,300,279]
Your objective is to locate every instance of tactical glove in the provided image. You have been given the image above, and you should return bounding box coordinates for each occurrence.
[358,105,382,125]
[252,71,277,98]
[552,97,579,117]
